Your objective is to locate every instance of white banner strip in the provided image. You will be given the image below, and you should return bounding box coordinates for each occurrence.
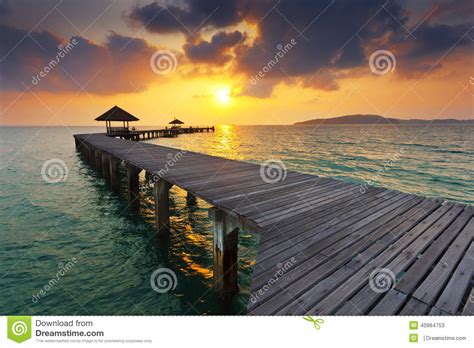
[0,316,472,347]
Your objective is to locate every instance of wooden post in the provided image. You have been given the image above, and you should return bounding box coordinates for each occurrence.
[145,172,153,185]
[102,152,110,179]
[209,208,239,297]
[81,144,89,164]
[186,191,197,205]
[109,156,120,192]
[85,143,95,166]
[94,149,102,174]
[127,164,141,208]
[85,144,95,167]
[154,179,173,237]
[77,140,82,153]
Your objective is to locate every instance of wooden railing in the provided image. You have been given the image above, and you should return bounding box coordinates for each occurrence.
[107,127,129,134]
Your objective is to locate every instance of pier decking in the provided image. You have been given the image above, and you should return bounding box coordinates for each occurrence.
[73,133,473,316]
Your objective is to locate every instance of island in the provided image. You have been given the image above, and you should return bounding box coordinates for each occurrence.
[294,114,474,125]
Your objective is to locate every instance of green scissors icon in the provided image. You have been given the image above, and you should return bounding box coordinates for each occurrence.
[303,316,324,330]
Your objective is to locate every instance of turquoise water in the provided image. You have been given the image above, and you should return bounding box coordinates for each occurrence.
[0,125,473,315]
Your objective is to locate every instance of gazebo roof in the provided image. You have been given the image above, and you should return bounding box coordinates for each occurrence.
[95,106,140,122]
[169,118,184,125]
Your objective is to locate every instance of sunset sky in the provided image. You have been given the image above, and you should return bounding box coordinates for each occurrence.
[0,0,473,126]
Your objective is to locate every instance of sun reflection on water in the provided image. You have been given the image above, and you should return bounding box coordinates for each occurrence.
[213,124,240,160]
[181,254,213,279]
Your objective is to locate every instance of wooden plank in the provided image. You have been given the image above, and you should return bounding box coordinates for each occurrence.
[216,176,327,206]
[254,191,383,251]
[385,205,465,275]
[430,242,474,314]
[261,194,408,271]
[254,185,362,226]
[413,217,474,305]
[461,288,474,315]
[369,289,407,315]
[345,199,441,270]
[250,197,430,313]
[429,307,450,315]
[254,192,407,276]
[396,208,473,295]
[306,204,456,314]
[399,297,429,315]
[257,187,385,252]
[237,180,344,215]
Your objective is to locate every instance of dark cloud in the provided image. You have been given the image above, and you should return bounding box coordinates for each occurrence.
[234,0,408,94]
[129,0,472,97]
[1,0,471,96]
[0,26,160,94]
[184,31,244,65]
[390,21,473,77]
[400,23,472,59]
[398,0,474,26]
[435,0,474,23]
[128,0,243,34]
[0,0,10,15]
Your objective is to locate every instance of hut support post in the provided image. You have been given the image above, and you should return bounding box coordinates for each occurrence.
[154,179,173,237]
[209,208,239,297]
[127,164,141,208]
[109,156,120,191]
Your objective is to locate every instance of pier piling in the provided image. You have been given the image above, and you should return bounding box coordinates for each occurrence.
[126,164,141,208]
[186,192,197,205]
[102,152,110,179]
[109,156,120,192]
[209,208,239,297]
[154,179,173,237]
[94,149,102,174]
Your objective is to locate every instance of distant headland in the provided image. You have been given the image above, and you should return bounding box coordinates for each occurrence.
[294,114,474,125]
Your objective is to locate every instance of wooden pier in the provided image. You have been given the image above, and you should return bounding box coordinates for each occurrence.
[94,105,214,141]
[110,126,214,141]
[73,133,473,315]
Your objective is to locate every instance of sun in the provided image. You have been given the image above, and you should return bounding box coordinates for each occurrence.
[215,87,231,105]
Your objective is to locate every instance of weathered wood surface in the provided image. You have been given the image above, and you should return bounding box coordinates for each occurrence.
[74,133,473,315]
